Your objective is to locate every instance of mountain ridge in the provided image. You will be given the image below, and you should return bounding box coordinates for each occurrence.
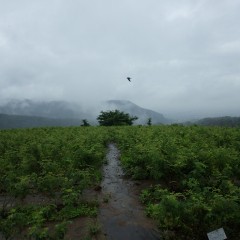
[0,113,81,129]
[0,99,170,129]
[104,100,170,124]
[192,116,240,127]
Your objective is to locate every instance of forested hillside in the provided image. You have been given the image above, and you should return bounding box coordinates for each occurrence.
[195,116,240,127]
[0,113,81,129]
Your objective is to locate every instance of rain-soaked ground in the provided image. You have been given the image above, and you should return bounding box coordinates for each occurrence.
[98,143,161,240]
[0,143,160,240]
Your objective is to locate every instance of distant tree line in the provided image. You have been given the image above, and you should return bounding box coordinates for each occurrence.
[196,116,240,127]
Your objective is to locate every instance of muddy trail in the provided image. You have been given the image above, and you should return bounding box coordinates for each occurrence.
[98,143,161,240]
[0,144,160,240]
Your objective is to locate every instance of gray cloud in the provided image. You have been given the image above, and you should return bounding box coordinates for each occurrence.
[0,0,240,119]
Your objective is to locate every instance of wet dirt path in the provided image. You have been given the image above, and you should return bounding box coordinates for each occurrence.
[98,143,161,240]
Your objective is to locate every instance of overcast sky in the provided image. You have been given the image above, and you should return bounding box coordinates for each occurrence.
[0,0,240,118]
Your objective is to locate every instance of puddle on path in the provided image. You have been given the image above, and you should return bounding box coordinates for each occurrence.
[98,143,161,240]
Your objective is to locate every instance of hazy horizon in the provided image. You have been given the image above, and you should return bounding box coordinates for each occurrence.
[0,1,240,120]
[1,97,239,122]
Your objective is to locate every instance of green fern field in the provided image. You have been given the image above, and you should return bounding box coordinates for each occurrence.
[1,125,240,239]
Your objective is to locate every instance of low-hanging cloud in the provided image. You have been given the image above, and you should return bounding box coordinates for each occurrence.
[0,0,240,119]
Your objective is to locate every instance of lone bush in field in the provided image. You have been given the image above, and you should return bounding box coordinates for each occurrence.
[81,119,90,126]
[97,110,138,126]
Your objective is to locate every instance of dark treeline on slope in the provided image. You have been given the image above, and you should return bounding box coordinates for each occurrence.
[0,99,81,119]
[0,113,81,129]
[192,116,240,127]
[2,114,240,130]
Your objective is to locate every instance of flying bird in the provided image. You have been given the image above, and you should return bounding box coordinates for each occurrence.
[127,77,131,82]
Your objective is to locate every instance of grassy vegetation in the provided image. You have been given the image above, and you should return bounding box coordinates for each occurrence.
[1,125,240,239]
[113,125,240,239]
[0,126,108,239]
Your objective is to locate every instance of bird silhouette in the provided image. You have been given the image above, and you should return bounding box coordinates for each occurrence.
[127,77,131,82]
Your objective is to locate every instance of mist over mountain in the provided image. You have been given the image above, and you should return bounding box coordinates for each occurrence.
[102,100,170,124]
[1,98,240,129]
[0,99,83,119]
[191,116,240,127]
[0,99,170,129]
[0,113,81,129]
